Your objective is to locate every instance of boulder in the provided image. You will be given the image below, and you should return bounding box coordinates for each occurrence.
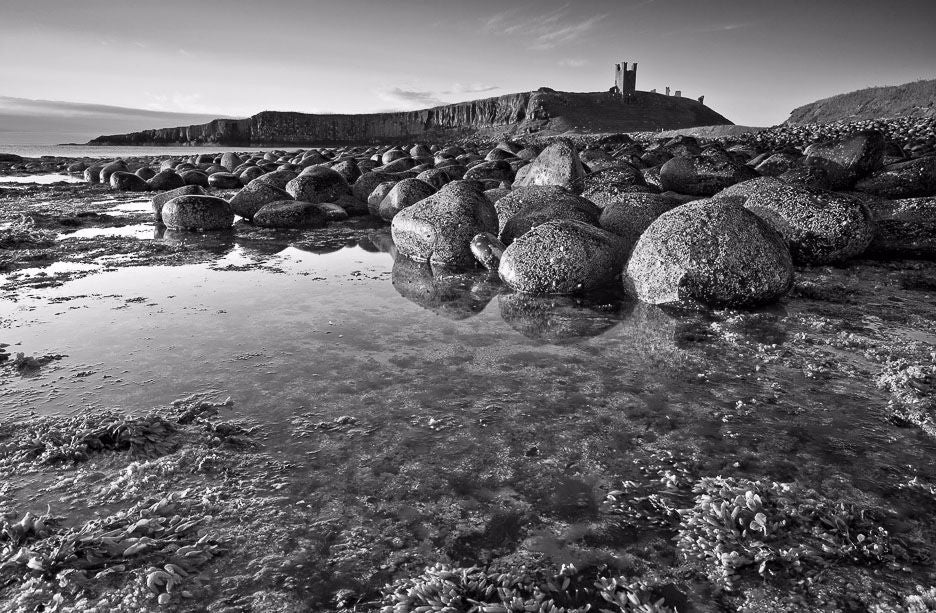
[67,161,89,173]
[239,166,265,184]
[286,166,351,203]
[180,170,210,188]
[804,130,885,190]
[152,185,207,223]
[579,165,649,208]
[380,157,416,173]
[470,232,506,271]
[253,169,298,190]
[464,160,514,183]
[515,138,586,193]
[659,152,758,196]
[314,202,350,222]
[624,198,794,307]
[147,169,186,191]
[330,159,361,185]
[865,196,936,259]
[207,172,241,189]
[483,188,511,204]
[495,185,600,245]
[854,156,936,199]
[99,160,128,184]
[378,178,436,222]
[134,167,156,181]
[754,152,800,177]
[229,181,291,219]
[252,200,328,229]
[220,152,242,172]
[367,181,398,216]
[391,181,498,267]
[83,165,104,183]
[499,220,627,295]
[109,171,150,192]
[161,195,234,231]
[416,168,451,190]
[598,193,679,250]
[718,177,874,264]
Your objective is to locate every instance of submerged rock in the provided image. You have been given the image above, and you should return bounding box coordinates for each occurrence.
[391,181,498,267]
[498,291,629,343]
[499,220,627,295]
[161,195,234,231]
[718,177,874,264]
[624,198,793,307]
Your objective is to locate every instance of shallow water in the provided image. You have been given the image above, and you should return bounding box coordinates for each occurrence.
[0,173,84,184]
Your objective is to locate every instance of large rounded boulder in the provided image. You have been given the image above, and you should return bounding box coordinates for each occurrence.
[624,198,794,307]
[152,185,207,223]
[514,138,586,193]
[286,166,351,203]
[499,220,627,295]
[378,178,436,222]
[391,181,498,267]
[659,151,758,196]
[109,171,150,192]
[99,160,128,184]
[718,177,874,264]
[207,172,241,189]
[804,130,885,190]
[495,186,599,244]
[252,200,328,229]
[147,169,186,191]
[161,195,234,231]
[854,156,936,199]
[229,181,291,219]
[598,193,679,250]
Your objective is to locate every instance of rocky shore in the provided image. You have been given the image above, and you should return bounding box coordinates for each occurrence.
[2,113,936,612]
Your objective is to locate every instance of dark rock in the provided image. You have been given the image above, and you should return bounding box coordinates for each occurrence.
[515,138,586,193]
[252,200,328,229]
[464,160,514,183]
[162,195,234,231]
[598,193,679,250]
[719,177,874,264]
[314,202,350,222]
[208,172,242,189]
[180,170,210,188]
[579,165,648,208]
[854,156,936,198]
[368,181,398,217]
[229,181,292,219]
[754,152,800,177]
[285,166,351,203]
[83,165,104,183]
[416,168,451,190]
[659,151,758,196]
[330,159,361,185]
[483,188,511,204]
[779,165,832,190]
[624,198,793,307]
[499,291,629,343]
[379,178,436,222]
[253,169,298,190]
[499,220,627,295]
[152,185,207,223]
[865,196,936,259]
[470,232,505,270]
[147,169,186,191]
[391,256,499,320]
[109,171,150,192]
[239,166,265,184]
[804,129,885,189]
[391,181,498,267]
[135,167,156,181]
[495,185,600,245]
[99,160,128,184]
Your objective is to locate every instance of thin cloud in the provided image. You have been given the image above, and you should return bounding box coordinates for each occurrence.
[377,88,445,110]
[441,83,500,95]
[558,58,588,68]
[483,5,605,50]
[661,21,758,37]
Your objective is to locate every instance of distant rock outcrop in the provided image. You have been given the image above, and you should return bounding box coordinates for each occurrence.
[786,79,936,125]
[88,90,732,146]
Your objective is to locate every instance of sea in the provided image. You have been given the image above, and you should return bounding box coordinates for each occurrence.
[0,144,309,159]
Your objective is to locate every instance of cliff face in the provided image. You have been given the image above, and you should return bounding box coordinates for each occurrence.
[88,90,731,146]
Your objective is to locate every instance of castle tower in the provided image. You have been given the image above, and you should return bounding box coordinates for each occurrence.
[613,61,637,95]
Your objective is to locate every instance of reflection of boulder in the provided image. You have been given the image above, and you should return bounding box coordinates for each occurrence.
[359,229,397,258]
[157,227,235,255]
[232,234,291,258]
[498,290,632,343]
[290,238,356,255]
[392,256,499,320]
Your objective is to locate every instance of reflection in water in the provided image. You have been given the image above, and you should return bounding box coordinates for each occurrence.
[359,228,397,258]
[392,256,500,320]
[498,290,633,343]
[156,227,237,254]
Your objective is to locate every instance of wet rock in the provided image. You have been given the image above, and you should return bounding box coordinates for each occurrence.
[659,151,758,196]
[238,166,265,184]
[464,160,514,183]
[330,159,361,185]
[515,138,586,194]
[380,157,416,173]
[253,169,298,190]
[598,193,679,250]
[865,196,936,259]
[162,195,234,231]
[330,193,369,217]
[854,156,936,198]
[499,220,627,295]
[135,167,157,181]
[483,188,511,204]
[382,149,408,165]
[754,152,800,177]
[416,168,451,190]
[804,129,885,189]
[109,171,150,192]
[495,186,599,245]
[286,166,351,203]
[180,169,210,188]
[624,198,793,307]
[0,153,23,163]
[99,160,128,184]
[368,181,398,217]
[67,161,89,173]
[392,256,499,320]
[229,181,292,220]
[148,169,186,191]
[391,181,498,267]
[379,178,436,222]
[152,185,207,223]
[719,177,874,264]
[252,200,328,229]
[470,232,505,270]
[83,165,104,183]
[207,172,242,189]
[779,165,832,190]
[314,202,350,222]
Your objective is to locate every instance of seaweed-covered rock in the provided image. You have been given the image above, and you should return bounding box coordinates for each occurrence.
[624,198,793,307]
[252,200,328,229]
[515,139,586,194]
[718,177,874,264]
[865,196,936,259]
[854,156,936,199]
[152,185,207,223]
[659,152,758,196]
[161,195,234,231]
[379,178,436,222]
[499,220,627,295]
[229,181,291,220]
[804,129,885,190]
[391,181,497,267]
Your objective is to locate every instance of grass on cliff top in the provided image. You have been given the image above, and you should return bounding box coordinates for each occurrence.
[787,78,936,124]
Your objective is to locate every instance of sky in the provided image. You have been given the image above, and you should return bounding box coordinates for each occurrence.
[1,0,935,139]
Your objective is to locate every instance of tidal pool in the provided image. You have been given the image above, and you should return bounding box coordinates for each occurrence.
[1,225,935,611]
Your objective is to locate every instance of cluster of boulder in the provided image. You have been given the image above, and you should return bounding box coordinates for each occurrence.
[73,121,936,308]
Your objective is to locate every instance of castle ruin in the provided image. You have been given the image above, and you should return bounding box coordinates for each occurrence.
[612,61,637,95]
